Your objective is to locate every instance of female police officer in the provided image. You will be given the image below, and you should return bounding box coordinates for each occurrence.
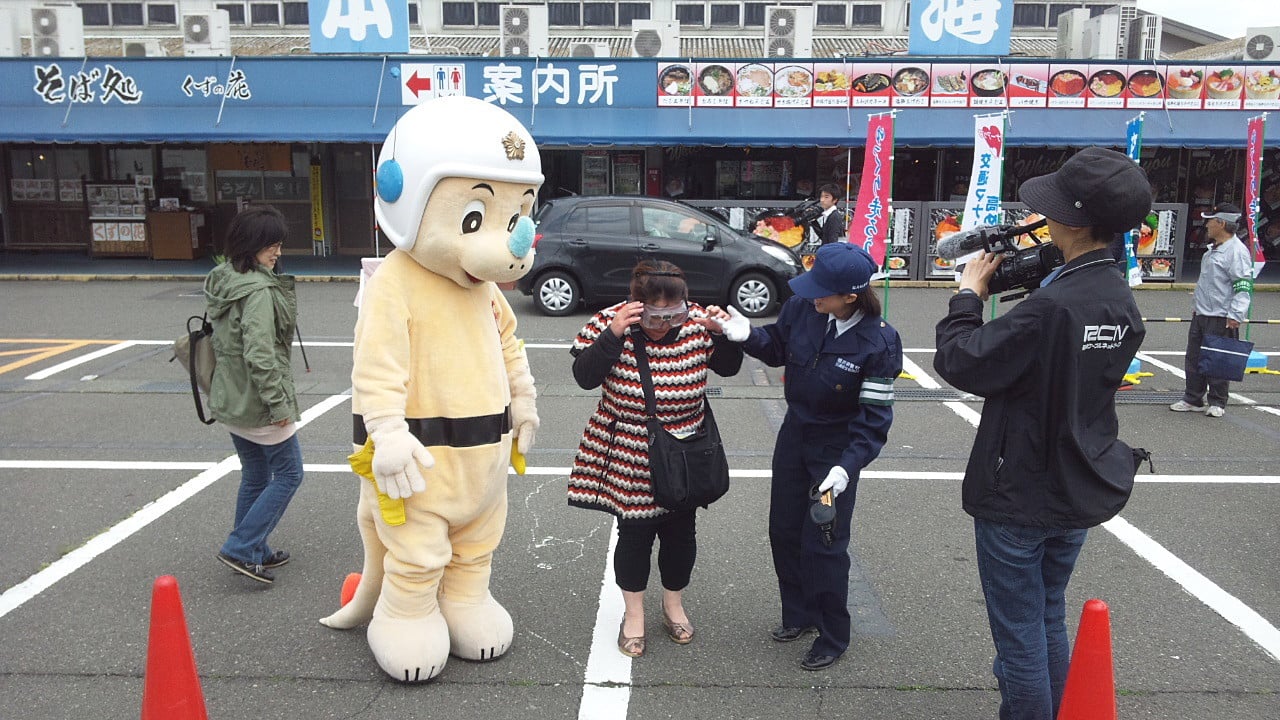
[708,242,902,670]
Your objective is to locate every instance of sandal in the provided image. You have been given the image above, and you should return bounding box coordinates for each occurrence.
[617,619,645,657]
[661,603,695,645]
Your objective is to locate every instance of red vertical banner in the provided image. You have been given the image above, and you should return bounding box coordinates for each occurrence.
[1244,115,1267,276]
[849,113,895,268]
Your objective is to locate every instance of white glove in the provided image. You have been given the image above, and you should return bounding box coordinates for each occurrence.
[720,305,751,343]
[510,393,539,455]
[817,465,850,499]
[366,416,434,500]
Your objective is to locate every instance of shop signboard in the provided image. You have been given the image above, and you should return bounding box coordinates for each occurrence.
[811,62,850,108]
[308,0,409,54]
[850,63,892,107]
[929,63,969,108]
[907,0,1013,57]
[1008,65,1048,108]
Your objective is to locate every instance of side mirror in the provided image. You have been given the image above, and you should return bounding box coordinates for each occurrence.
[702,226,719,250]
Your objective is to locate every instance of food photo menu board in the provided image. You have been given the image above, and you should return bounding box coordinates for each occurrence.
[656,61,1280,111]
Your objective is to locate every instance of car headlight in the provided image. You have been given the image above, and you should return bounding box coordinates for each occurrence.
[761,244,797,267]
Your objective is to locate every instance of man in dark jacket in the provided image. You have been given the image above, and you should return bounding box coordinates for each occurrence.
[933,147,1151,720]
[815,183,846,245]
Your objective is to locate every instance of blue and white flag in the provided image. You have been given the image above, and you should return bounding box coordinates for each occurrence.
[1124,114,1144,287]
[309,0,409,54]
[908,0,1013,57]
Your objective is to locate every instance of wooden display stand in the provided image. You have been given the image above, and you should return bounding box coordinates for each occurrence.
[148,211,210,260]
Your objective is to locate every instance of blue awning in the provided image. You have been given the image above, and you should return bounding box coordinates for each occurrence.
[1,57,1274,148]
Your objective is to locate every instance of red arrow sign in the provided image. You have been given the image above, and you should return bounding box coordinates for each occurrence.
[407,71,432,97]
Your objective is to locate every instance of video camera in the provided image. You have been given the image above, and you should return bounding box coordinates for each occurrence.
[935,218,1064,298]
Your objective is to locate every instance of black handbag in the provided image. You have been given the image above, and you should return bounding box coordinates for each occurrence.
[631,332,730,512]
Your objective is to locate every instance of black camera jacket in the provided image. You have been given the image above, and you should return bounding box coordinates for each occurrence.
[933,249,1146,529]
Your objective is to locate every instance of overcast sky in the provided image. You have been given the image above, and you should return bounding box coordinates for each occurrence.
[1135,0,1276,39]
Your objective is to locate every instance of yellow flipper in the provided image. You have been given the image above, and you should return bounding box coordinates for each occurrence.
[346,438,406,526]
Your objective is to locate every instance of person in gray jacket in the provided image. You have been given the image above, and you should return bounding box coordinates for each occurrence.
[1170,203,1254,418]
[206,205,302,584]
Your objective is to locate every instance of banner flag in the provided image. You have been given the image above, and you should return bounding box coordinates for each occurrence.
[908,0,1014,56]
[850,113,895,269]
[1245,115,1267,277]
[1124,114,1144,287]
[953,113,1006,265]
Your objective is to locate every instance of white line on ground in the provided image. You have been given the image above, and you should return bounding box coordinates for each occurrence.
[1103,515,1280,662]
[24,340,142,380]
[0,393,350,621]
[4,461,1275,484]
[906,352,1280,664]
[1136,352,1258,406]
[578,520,631,720]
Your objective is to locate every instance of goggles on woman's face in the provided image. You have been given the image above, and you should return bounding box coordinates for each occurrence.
[640,302,689,329]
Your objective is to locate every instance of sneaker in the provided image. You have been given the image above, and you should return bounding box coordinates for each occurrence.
[262,550,290,569]
[217,552,274,584]
[1205,406,1225,418]
[1169,400,1205,413]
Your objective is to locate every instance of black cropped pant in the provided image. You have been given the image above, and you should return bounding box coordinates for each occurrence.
[613,509,697,593]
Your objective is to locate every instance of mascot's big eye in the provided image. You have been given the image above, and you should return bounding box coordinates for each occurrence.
[507,214,520,232]
[461,200,486,234]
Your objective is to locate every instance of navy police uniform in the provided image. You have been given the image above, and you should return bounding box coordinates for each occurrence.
[742,253,902,660]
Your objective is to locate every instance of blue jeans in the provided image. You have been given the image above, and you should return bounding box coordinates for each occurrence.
[974,518,1088,720]
[221,433,304,565]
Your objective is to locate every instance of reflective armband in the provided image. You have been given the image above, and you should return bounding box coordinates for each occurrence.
[858,377,896,406]
[1232,277,1254,294]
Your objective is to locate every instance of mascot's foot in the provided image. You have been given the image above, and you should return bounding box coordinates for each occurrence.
[318,573,376,630]
[439,594,514,661]
[368,611,451,683]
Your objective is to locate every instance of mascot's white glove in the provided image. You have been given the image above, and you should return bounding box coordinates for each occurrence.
[817,465,850,499]
[510,393,539,455]
[366,416,434,500]
[720,306,752,343]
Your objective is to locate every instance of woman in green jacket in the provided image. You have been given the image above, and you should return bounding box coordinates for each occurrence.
[206,205,302,585]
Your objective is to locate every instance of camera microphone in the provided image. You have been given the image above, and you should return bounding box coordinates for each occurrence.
[935,218,1049,260]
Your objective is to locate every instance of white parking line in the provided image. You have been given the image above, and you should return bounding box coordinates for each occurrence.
[578,521,631,720]
[1136,351,1259,407]
[903,354,1280,664]
[24,340,143,380]
[0,393,350,620]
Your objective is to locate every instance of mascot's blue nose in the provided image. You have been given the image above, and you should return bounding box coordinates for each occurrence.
[508,216,536,257]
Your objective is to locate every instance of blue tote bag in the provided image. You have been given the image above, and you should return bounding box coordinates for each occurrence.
[1197,334,1254,382]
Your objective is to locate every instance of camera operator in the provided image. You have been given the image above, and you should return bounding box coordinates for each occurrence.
[933,147,1151,720]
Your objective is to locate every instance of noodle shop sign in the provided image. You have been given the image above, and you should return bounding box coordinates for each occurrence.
[653,60,1280,111]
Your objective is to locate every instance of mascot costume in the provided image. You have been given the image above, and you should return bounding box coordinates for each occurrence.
[320,96,541,683]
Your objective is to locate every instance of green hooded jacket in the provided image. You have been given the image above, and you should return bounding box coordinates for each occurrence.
[204,261,299,428]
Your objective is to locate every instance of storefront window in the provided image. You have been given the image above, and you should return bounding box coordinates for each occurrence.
[160,148,210,205]
[107,147,155,183]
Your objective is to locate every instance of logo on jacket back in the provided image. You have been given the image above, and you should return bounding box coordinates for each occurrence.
[1082,324,1130,350]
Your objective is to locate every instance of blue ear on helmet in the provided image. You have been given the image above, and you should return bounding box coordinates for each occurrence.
[376,159,404,203]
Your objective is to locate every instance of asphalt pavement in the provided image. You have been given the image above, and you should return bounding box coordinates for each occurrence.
[0,279,1277,720]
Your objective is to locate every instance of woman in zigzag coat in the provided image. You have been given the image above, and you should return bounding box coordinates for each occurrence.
[568,260,743,659]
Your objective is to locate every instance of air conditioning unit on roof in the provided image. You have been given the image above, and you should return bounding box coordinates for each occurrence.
[570,41,612,58]
[764,6,813,59]
[182,10,231,57]
[499,5,549,57]
[1244,27,1280,61]
[123,39,166,57]
[630,19,679,58]
[30,5,85,58]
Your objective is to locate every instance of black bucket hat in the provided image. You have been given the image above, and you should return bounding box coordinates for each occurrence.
[1017,147,1153,233]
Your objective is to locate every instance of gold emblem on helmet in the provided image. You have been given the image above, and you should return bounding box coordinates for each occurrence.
[502,132,526,161]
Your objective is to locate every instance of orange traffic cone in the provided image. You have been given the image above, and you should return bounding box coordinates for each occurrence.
[141,575,208,720]
[1057,598,1117,720]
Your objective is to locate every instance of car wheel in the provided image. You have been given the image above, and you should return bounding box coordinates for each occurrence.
[533,271,580,316]
[729,273,777,318]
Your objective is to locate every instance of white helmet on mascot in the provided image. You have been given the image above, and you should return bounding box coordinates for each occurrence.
[374,96,543,250]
